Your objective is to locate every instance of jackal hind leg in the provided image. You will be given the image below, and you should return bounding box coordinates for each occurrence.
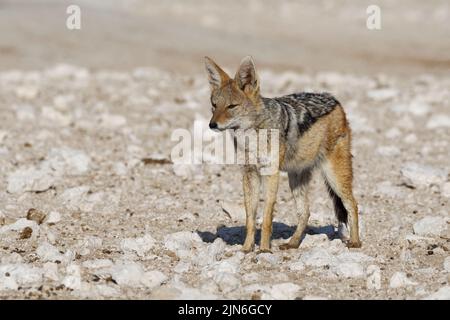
[279,169,313,250]
[321,140,361,248]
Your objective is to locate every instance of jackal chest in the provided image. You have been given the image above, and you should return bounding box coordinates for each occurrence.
[232,131,280,172]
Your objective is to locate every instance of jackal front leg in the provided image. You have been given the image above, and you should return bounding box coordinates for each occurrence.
[242,166,260,253]
[259,171,279,253]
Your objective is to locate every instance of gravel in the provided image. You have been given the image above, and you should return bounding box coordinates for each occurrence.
[0,65,448,299]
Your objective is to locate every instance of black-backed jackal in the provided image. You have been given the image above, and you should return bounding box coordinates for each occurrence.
[204,56,361,253]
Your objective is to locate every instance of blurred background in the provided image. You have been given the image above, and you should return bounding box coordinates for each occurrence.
[1,0,449,76]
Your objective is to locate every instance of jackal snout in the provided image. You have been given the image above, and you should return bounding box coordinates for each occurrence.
[208,121,218,130]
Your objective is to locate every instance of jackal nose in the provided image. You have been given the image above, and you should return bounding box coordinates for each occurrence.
[209,122,218,129]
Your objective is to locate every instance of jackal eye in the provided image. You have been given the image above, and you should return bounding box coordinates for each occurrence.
[227,104,239,109]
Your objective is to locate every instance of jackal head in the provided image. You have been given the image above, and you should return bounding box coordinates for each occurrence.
[204,56,262,131]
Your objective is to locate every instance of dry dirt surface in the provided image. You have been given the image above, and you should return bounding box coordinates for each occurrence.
[0,65,449,299]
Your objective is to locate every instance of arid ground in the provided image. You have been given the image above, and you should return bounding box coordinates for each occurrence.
[0,0,449,299]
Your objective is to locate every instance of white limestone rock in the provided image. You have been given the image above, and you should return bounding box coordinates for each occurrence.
[336,252,374,264]
[366,265,382,290]
[73,236,103,256]
[400,162,447,188]
[413,216,448,237]
[0,264,43,290]
[197,238,226,266]
[45,211,61,224]
[120,234,156,257]
[62,264,82,290]
[45,147,90,175]
[426,114,450,129]
[261,283,301,300]
[441,182,450,198]
[300,247,337,267]
[173,261,191,274]
[0,218,39,236]
[299,234,329,249]
[331,262,365,278]
[42,262,60,281]
[367,88,398,101]
[174,285,218,300]
[289,261,306,272]
[212,272,240,293]
[221,201,245,223]
[256,252,281,265]
[423,286,450,300]
[7,167,54,193]
[385,127,401,139]
[444,257,450,272]
[36,242,64,263]
[376,146,401,157]
[41,106,72,126]
[105,261,167,289]
[389,272,418,288]
[82,259,114,269]
[98,113,127,128]
[15,85,39,99]
[164,231,203,259]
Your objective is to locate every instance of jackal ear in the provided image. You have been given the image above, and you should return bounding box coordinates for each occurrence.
[235,56,259,94]
[204,56,230,90]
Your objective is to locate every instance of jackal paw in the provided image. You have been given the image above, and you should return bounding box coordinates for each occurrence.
[241,244,255,253]
[345,240,362,248]
[257,248,272,254]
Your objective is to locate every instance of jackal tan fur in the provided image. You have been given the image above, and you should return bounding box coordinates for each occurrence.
[204,56,361,253]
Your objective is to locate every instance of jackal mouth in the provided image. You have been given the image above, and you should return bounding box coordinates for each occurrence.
[210,127,223,133]
[215,124,239,131]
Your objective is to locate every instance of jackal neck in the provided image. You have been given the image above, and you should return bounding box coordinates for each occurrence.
[255,97,285,131]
